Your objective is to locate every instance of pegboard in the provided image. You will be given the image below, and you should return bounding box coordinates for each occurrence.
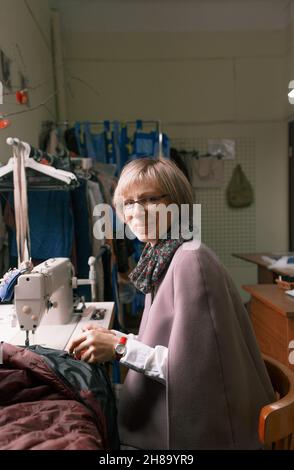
[171,137,256,267]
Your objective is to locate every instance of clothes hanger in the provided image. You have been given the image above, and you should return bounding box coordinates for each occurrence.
[0,138,79,189]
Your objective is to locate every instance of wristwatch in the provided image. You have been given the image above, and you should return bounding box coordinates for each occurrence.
[114,336,127,361]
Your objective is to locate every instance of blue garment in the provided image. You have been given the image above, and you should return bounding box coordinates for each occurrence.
[74,122,86,157]
[10,191,73,260]
[0,267,27,302]
[84,121,107,163]
[111,121,121,172]
[133,130,170,158]
[119,125,130,171]
[133,130,154,157]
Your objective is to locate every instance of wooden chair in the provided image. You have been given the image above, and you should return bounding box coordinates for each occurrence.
[259,354,294,449]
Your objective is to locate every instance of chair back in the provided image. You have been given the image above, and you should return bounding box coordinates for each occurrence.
[259,354,294,450]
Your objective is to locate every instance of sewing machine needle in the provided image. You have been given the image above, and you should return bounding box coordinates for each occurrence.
[25,331,30,347]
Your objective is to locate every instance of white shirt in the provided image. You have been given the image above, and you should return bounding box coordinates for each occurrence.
[113,330,168,385]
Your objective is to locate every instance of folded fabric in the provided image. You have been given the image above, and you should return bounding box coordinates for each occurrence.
[0,268,27,302]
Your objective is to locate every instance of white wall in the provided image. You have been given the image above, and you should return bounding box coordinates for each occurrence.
[0,0,55,162]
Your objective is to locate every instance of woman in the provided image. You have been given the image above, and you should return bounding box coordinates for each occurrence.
[69,158,274,450]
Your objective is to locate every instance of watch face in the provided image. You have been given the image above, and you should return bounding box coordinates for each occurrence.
[115,344,126,355]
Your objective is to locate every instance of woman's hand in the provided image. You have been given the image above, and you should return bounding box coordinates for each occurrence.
[82,323,113,334]
[68,329,118,364]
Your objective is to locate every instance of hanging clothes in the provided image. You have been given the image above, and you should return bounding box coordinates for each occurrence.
[132,120,170,158]
[71,120,171,173]
[71,179,92,300]
[9,190,73,261]
[84,121,108,163]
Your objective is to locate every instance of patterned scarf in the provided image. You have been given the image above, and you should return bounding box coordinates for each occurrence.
[129,234,185,294]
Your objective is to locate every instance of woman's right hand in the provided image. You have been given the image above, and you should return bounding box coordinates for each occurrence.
[68,328,118,363]
[82,323,114,334]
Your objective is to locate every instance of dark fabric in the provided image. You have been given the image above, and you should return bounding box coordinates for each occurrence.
[71,180,92,300]
[170,147,190,182]
[113,237,134,274]
[64,127,80,155]
[10,191,74,260]
[0,344,119,450]
[118,241,275,450]
[102,247,113,301]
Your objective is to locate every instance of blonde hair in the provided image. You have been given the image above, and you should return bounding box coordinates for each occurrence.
[113,158,193,221]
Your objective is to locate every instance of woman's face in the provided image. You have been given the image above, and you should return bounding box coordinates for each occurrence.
[123,183,171,245]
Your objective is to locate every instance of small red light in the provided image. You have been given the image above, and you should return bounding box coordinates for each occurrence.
[16,89,28,105]
[0,118,11,129]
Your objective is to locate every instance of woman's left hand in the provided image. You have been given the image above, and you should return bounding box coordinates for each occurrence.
[68,329,118,363]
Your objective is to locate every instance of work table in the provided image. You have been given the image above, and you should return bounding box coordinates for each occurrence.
[0,302,115,351]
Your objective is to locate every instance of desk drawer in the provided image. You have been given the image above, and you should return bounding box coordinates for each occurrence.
[249,297,288,366]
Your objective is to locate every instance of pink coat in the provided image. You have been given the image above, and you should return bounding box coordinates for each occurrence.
[118,241,275,449]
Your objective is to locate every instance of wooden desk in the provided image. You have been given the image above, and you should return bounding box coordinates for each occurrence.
[243,284,294,371]
[233,252,294,283]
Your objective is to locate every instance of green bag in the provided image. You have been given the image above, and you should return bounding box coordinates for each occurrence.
[226,164,254,208]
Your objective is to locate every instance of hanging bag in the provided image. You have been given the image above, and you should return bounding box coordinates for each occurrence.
[226,164,254,208]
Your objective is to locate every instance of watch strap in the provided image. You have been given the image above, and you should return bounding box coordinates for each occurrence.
[114,335,127,361]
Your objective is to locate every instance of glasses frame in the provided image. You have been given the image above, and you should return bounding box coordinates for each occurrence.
[123,194,169,212]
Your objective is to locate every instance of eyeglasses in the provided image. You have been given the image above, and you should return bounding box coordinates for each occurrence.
[123,194,168,212]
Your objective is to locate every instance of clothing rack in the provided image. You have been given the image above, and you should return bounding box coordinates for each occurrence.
[55,119,164,157]
[56,119,161,129]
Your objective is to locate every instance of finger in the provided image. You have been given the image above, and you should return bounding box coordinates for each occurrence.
[97,328,115,336]
[73,338,91,356]
[82,324,103,333]
[75,348,88,360]
[83,325,114,335]
[68,333,87,353]
[82,323,97,331]
[80,347,93,362]
[110,330,122,335]
[87,354,97,364]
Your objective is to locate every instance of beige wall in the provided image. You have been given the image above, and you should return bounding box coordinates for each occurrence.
[0,0,55,162]
[62,28,289,297]
[64,30,287,122]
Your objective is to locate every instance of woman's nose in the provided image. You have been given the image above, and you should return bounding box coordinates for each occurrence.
[132,201,146,217]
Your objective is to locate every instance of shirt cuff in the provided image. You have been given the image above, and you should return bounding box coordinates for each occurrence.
[120,338,167,384]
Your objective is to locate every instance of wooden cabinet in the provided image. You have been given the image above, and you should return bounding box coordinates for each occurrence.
[243,285,294,371]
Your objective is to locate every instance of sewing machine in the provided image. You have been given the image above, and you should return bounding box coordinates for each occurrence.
[14,258,74,345]
[0,257,114,350]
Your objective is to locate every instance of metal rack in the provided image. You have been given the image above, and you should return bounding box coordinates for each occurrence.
[55,119,164,157]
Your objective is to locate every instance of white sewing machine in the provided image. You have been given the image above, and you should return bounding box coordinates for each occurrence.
[15,258,73,338]
[0,258,114,350]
